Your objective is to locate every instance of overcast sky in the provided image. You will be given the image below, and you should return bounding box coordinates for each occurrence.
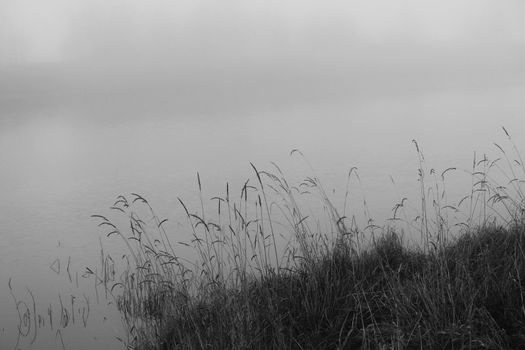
[1,0,522,63]
[0,0,523,113]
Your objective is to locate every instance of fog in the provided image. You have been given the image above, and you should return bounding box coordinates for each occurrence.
[1,2,524,349]
[1,0,523,119]
[2,0,523,64]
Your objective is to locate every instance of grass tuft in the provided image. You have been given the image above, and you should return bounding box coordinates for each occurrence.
[89,129,525,349]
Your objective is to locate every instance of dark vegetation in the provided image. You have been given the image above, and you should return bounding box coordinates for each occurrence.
[105,224,525,350]
[87,129,525,349]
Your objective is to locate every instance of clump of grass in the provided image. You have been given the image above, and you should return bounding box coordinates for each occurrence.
[91,128,525,349]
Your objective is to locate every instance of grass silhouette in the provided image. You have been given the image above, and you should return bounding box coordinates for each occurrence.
[87,128,525,349]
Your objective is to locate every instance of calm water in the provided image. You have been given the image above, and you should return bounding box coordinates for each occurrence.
[1,84,524,349]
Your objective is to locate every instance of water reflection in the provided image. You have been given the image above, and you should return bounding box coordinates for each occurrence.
[0,85,523,348]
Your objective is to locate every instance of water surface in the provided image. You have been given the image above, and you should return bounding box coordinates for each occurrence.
[0,82,524,349]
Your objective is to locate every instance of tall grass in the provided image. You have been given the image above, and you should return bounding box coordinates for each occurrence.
[90,128,525,349]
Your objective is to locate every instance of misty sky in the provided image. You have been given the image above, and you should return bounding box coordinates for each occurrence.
[1,0,523,64]
[0,0,523,114]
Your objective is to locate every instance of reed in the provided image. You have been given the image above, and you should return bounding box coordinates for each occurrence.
[86,128,525,349]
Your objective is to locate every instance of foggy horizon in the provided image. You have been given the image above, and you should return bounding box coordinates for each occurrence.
[1,0,523,117]
[2,44,523,117]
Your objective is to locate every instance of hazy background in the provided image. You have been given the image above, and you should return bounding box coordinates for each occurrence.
[0,1,524,349]
[1,0,523,115]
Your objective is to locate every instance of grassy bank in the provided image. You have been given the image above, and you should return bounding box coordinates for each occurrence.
[91,131,525,349]
[106,223,525,350]
[147,225,525,349]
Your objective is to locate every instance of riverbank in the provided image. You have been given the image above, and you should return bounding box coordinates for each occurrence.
[126,223,525,350]
[88,131,525,349]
